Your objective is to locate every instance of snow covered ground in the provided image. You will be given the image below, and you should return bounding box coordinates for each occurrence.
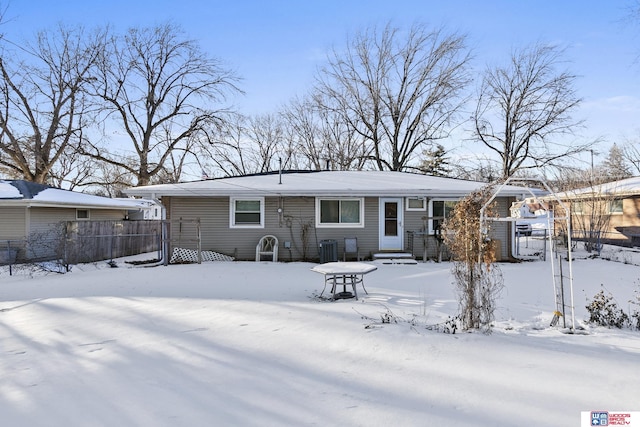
[1,246,640,426]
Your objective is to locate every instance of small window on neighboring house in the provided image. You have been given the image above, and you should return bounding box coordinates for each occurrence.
[316,198,364,227]
[430,200,457,234]
[406,197,426,211]
[572,201,584,215]
[609,199,623,214]
[76,209,90,220]
[230,198,264,228]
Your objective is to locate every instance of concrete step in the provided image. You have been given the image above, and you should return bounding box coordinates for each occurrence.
[372,252,418,265]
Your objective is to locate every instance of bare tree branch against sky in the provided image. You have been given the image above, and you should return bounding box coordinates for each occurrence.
[2,0,639,176]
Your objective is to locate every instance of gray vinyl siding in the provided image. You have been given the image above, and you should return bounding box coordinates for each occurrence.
[29,208,76,236]
[403,205,437,260]
[28,208,128,235]
[403,196,514,261]
[0,207,27,240]
[89,209,129,221]
[490,197,513,260]
[162,194,516,262]
[165,196,383,261]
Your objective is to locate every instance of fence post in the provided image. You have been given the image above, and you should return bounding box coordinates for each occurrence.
[163,220,170,266]
[197,218,202,264]
[64,222,69,271]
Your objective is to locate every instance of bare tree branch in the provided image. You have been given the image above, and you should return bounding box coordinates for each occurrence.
[0,25,104,184]
[472,43,592,179]
[280,93,370,171]
[314,22,471,171]
[85,23,242,186]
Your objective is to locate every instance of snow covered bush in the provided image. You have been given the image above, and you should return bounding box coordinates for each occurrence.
[585,289,629,329]
[630,286,640,330]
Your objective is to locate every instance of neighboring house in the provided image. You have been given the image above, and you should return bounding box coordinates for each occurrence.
[124,170,532,262]
[510,198,553,236]
[553,176,640,246]
[0,180,153,263]
[119,198,163,220]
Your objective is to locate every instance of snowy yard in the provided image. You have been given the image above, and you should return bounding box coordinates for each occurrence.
[1,247,640,426]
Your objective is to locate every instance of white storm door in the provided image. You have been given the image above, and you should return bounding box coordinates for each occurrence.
[379,198,403,251]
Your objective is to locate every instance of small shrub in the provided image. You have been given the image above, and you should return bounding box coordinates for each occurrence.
[380,309,398,324]
[585,289,629,329]
[630,287,640,330]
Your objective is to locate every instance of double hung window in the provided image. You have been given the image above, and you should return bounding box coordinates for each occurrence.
[230,198,264,228]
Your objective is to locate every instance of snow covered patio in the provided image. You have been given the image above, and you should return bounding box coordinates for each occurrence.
[1,248,639,426]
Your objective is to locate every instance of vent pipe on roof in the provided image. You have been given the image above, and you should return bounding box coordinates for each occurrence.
[278,157,282,184]
[325,159,330,171]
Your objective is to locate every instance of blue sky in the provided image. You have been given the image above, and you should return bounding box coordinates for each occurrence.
[3,0,639,164]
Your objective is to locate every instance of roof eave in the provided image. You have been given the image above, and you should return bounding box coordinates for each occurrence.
[125,188,530,198]
[24,200,148,210]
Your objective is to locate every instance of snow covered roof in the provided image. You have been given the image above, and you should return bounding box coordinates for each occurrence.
[555,176,640,199]
[0,180,152,210]
[124,170,534,198]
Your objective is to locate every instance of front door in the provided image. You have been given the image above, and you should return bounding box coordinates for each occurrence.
[379,198,403,251]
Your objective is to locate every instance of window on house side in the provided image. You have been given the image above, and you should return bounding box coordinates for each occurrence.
[76,209,90,220]
[230,198,264,228]
[430,200,457,234]
[317,198,364,227]
[406,197,426,211]
[572,201,584,215]
[609,199,623,214]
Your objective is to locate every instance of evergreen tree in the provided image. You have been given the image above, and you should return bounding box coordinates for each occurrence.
[420,144,452,177]
[598,144,631,180]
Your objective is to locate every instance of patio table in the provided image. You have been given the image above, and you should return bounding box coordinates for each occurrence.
[310,262,377,300]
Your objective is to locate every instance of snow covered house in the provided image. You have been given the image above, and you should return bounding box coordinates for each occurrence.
[0,180,153,263]
[124,170,532,262]
[553,175,640,246]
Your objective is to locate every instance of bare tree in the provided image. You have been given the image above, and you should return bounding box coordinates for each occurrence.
[245,113,286,173]
[78,160,135,197]
[315,22,470,171]
[449,156,499,182]
[620,140,640,175]
[549,168,620,252]
[205,114,251,177]
[86,23,242,186]
[280,93,370,171]
[203,113,287,177]
[472,44,591,179]
[0,25,104,184]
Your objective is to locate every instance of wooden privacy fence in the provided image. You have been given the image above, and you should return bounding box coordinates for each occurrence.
[64,220,162,264]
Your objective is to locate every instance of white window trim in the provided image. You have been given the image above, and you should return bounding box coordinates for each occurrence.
[315,197,365,228]
[76,209,90,220]
[405,197,427,211]
[230,197,265,228]
[609,199,623,214]
[428,199,458,234]
[572,201,584,215]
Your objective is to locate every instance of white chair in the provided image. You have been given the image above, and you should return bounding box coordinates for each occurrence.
[256,235,278,262]
[343,237,361,261]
